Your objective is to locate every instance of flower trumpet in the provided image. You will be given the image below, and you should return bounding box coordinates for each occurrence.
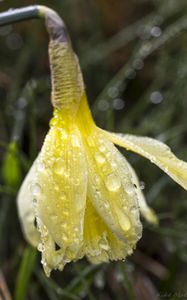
[2,5,187,276]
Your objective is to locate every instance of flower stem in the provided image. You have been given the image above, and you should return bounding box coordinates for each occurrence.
[0,5,69,42]
[0,6,39,26]
[0,6,82,111]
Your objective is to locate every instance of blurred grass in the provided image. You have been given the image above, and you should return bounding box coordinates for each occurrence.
[0,0,187,299]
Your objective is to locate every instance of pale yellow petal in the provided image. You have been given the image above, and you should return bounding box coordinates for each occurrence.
[83,129,142,252]
[17,156,40,247]
[29,114,87,275]
[104,131,187,191]
[83,198,135,264]
[126,162,158,225]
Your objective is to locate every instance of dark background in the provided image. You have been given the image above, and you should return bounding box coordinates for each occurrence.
[0,0,187,299]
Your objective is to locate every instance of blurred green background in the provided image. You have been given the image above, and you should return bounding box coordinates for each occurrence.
[0,0,187,299]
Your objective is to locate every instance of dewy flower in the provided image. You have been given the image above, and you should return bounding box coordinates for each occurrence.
[17,7,187,276]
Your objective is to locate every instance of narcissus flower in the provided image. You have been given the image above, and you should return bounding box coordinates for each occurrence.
[17,7,187,276]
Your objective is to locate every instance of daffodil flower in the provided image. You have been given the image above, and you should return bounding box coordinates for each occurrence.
[16,6,187,276]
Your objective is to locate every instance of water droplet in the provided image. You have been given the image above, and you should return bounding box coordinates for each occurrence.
[116,271,124,282]
[64,257,71,263]
[105,173,121,192]
[95,152,106,165]
[112,98,125,110]
[117,209,131,232]
[126,68,136,80]
[139,43,152,57]
[111,161,117,169]
[151,26,162,37]
[99,145,106,152]
[98,99,110,111]
[150,91,163,104]
[104,202,110,209]
[53,158,65,175]
[140,181,145,190]
[75,194,84,211]
[127,248,133,255]
[125,183,134,195]
[38,162,45,172]
[72,135,80,148]
[61,222,68,230]
[30,183,41,197]
[132,59,144,70]
[108,87,119,98]
[62,234,68,242]
[74,178,80,186]
[99,239,110,251]
[61,129,68,140]
[38,243,44,252]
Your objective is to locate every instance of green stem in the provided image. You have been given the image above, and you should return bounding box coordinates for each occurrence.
[0,5,68,42]
[0,6,39,26]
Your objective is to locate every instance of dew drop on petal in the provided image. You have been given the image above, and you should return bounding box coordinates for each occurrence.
[33,198,37,204]
[95,152,106,165]
[116,209,131,232]
[30,183,41,197]
[61,222,68,230]
[75,194,84,212]
[99,144,106,152]
[111,161,117,169]
[38,243,44,252]
[38,162,45,172]
[53,158,65,175]
[104,202,110,209]
[61,129,68,140]
[99,239,110,251]
[72,135,81,148]
[62,234,68,243]
[105,173,121,192]
[125,183,134,195]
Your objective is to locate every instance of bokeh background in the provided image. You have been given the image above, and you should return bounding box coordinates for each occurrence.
[0,0,187,299]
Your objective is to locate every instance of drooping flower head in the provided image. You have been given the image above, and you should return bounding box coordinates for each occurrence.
[17,6,187,276]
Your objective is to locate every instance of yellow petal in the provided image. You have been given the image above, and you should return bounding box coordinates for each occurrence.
[83,129,142,251]
[26,112,88,275]
[17,156,40,247]
[104,131,187,191]
[83,197,136,263]
[126,162,158,225]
